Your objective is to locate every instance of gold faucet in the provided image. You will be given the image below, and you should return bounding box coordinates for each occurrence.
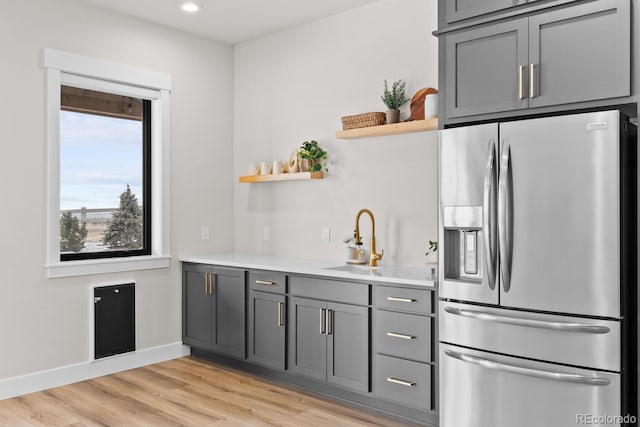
[354,208,384,267]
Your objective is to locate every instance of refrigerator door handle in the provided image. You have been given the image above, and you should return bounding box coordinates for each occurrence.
[444,349,611,386]
[443,306,611,334]
[483,139,497,290]
[498,141,513,292]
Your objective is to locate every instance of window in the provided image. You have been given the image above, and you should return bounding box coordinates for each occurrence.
[60,85,151,261]
[44,49,171,278]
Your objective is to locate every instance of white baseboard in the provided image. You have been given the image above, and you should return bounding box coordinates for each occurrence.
[0,342,191,400]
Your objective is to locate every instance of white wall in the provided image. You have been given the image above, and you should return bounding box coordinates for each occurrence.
[233,0,439,266]
[0,0,234,380]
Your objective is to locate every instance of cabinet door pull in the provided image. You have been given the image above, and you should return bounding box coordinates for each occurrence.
[205,272,210,295]
[320,308,326,334]
[387,377,415,387]
[211,273,215,295]
[255,280,275,285]
[386,332,415,340]
[518,64,524,100]
[277,302,284,326]
[387,297,415,303]
[326,309,332,335]
[530,63,535,98]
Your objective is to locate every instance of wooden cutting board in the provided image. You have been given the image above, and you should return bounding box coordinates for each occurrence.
[405,87,438,122]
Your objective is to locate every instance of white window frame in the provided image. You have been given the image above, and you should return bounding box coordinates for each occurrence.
[43,49,171,278]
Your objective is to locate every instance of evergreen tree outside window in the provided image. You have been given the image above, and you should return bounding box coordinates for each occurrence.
[60,211,88,253]
[103,185,143,249]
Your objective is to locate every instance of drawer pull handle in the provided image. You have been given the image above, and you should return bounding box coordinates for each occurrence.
[386,332,415,340]
[255,280,276,285]
[387,297,415,303]
[387,377,415,387]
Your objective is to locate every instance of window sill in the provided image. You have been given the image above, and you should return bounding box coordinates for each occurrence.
[46,255,172,278]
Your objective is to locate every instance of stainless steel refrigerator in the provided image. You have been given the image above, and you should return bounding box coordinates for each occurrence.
[438,110,637,427]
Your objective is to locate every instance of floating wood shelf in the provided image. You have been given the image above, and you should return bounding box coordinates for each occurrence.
[238,171,324,183]
[336,118,438,139]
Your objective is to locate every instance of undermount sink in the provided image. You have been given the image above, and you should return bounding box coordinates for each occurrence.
[323,264,384,275]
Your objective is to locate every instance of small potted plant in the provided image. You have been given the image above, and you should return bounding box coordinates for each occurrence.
[425,239,438,277]
[381,79,409,124]
[298,140,328,172]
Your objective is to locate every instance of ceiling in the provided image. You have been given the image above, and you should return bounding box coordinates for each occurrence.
[75,0,382,45]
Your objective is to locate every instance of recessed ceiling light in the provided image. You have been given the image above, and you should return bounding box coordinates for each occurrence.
[180,2,202,13]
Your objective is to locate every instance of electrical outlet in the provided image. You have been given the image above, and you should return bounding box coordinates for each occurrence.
[201,225,210,241]
[263,226,271,241]
[322,226,331,244]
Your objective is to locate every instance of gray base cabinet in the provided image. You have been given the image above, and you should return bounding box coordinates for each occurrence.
[288,296,370,393]
[182,263,246,359]
[289,297,326,380]
[373,285,435,411]
[442,0,630,122]
[247,270,287,369]
[248,290,286,369]
[183,264,436,424]
[183,264,214,349]
[374,354,432,410]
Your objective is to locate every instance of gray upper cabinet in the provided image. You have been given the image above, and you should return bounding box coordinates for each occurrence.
[444,18,529,119]
[445,0,526,24]
[182,263,246,358]
[442,0,630,122]
[528,0,630,108]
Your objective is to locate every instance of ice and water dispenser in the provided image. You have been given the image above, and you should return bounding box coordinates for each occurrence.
[442,206,484,283]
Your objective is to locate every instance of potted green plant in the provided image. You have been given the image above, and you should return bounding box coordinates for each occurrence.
[381,79,409,124]
[298,140,328,172]
[425,239,438,277]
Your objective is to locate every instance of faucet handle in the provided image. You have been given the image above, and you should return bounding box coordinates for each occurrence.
[370,248,384,266]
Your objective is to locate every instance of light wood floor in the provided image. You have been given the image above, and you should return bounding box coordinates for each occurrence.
[0,357,420,426]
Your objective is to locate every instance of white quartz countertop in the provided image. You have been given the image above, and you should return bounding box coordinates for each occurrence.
[179,253,437,288]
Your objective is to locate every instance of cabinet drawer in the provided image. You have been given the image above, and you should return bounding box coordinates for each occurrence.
[374,286,433,314]
[375,310,431,363]
[374,354,431,410]
[290,275,369,305]
[248,270,287,294]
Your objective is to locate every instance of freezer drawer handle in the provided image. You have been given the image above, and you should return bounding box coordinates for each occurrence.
[386,332,415,340]
[443,307,610,334]
[444,349,610,386]
[387,297,415,303]
[386,377,416,387]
